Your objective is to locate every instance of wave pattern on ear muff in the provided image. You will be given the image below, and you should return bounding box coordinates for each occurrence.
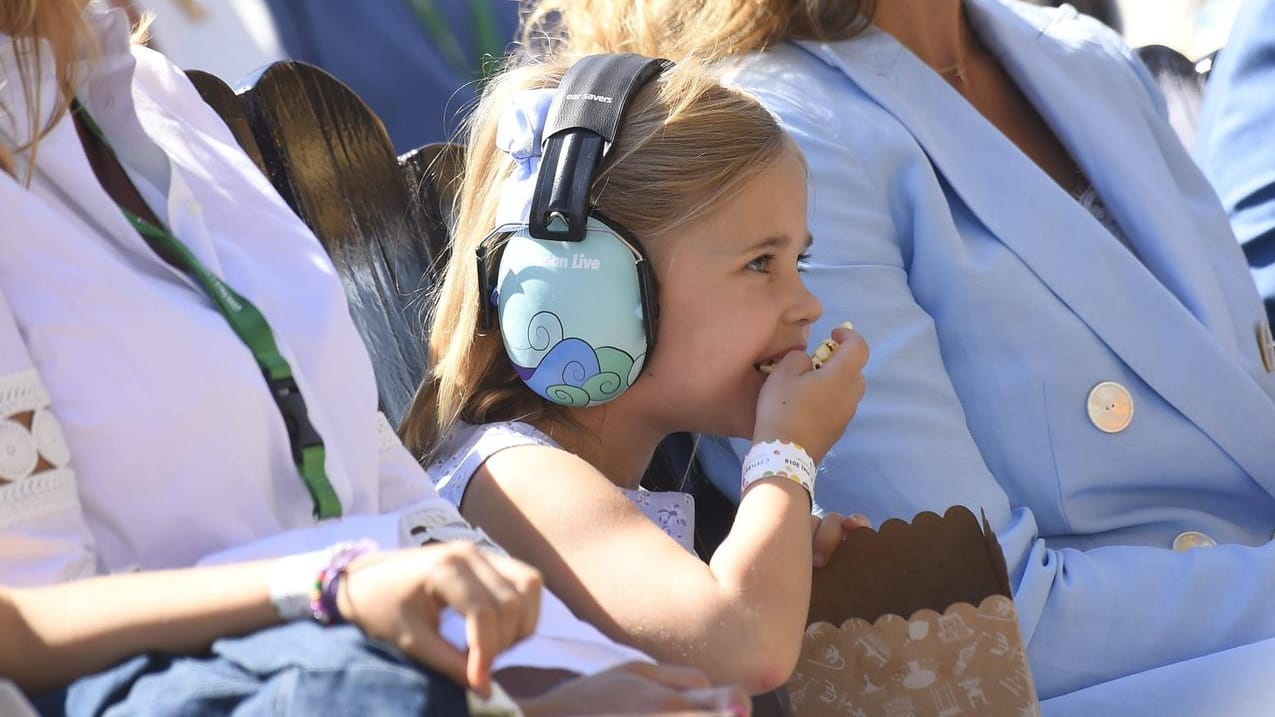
[511,311,638,406]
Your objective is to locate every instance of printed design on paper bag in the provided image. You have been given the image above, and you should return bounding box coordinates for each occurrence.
[506,311,640,406]
[787,596,1042,717]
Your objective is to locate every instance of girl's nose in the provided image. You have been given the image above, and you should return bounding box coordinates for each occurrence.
[787,277,822,326]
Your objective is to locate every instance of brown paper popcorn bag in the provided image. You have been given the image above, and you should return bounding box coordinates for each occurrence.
[787,506,1041,717]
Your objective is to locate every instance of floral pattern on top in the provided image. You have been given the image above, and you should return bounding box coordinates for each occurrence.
[427,421,697,554]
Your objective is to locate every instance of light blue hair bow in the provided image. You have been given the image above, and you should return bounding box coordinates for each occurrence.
[495,88,557,226]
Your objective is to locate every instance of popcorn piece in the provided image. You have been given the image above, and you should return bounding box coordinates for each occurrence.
[811,339,838,368]
[758,322,855,373]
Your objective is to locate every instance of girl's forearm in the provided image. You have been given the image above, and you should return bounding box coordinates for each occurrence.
[704,478,813,691]
[1,561,281,694]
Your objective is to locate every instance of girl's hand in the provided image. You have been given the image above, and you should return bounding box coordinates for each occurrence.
[810,512,872,568]
[753,325,868,463]
[337,543,542,698]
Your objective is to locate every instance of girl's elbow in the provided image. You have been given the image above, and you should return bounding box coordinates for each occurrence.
[735,632,801,694]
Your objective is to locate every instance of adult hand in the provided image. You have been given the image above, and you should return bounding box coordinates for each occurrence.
[753,325,868,463]
[518,662,751,717]
[810,511,872,568]
[337,543,542,698]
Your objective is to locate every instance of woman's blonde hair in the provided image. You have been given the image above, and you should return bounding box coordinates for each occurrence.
[399,54,793,463]
[0,1,150,182]
[0,0,93,181]
[520,0,876,63]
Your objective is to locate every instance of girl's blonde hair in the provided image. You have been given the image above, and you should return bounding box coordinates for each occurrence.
[0,1,150,182]
[399,55,793,463]
[520,0,876,63]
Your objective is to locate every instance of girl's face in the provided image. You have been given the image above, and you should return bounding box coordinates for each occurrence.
[628,147,821,438]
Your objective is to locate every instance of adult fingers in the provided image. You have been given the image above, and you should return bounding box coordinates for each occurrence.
[485,552,544,645]
[458,549,530,654]
[399,619,473,693]
[421,547,503,697]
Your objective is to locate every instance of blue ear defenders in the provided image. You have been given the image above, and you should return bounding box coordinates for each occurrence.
[476,54,668,407]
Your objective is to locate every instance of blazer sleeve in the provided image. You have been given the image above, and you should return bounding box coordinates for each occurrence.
[0,286,99,586]
[719,51,1275,703]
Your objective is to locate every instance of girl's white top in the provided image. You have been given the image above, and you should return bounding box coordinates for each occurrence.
[430,421,697,554]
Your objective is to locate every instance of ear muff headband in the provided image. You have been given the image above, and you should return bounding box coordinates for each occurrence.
[475,54,669,407]
[531,54,671,242]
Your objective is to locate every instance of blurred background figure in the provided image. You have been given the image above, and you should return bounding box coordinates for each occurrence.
[120,0,1243,152]
[1028,0,1123,32]
[1195,0,1275,329]
[112,0,520,151]
[123,0,287,86]
[263,0,520,150]
[1118,0,1242,58]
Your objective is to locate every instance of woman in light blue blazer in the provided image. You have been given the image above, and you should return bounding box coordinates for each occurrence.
[527,0,1275,712]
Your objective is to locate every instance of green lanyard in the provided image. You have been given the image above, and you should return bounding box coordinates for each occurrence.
[408,0,505,83]
[74,102,342,520]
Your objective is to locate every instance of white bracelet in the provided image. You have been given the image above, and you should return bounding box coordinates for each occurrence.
[267,541,378,623]
[268,549,330,622]
[741,439,816,500]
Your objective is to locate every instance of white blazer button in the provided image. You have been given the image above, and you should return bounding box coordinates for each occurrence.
[1087,381,1134,433]
[1173,531,1217,551]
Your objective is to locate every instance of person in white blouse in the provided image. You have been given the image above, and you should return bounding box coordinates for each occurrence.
[0,2,750,714]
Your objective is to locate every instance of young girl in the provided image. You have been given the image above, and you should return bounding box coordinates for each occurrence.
[401,53,870,694]
[0,2,751,714]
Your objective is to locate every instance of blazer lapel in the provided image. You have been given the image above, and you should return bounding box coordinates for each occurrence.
[966,0,1239,347]
[798,2,1275,495]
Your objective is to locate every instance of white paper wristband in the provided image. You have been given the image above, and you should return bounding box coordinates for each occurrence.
[268,549,330,622]
[741,440,816,500]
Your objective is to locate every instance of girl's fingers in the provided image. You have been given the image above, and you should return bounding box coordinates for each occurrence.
[812,513,845,567]
[823,328,869,373]
[772,346,816,377]
[844,513,872,530]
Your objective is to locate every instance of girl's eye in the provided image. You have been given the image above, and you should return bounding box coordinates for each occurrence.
[746,254,773,273]
[797,251,813,273]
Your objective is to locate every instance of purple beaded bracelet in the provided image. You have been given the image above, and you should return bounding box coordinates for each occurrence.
[309,540,377,625]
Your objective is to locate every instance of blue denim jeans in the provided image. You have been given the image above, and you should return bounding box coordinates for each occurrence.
[35,622,469,716]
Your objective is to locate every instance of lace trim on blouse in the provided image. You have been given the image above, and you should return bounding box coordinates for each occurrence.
[0,369,83,530]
